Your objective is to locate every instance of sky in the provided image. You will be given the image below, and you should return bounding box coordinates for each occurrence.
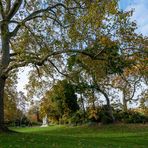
[17,67,30,94]
[17,0,148,93]
[120,0,148,35]
[119,0,134,10]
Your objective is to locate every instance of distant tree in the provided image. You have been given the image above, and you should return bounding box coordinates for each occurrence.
[139,90,148,116]
[111,71,142,111]
[40,80,79,124]
[27,100,41,123]
[4,73,18,124]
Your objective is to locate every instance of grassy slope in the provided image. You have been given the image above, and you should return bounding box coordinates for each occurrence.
[0,124,148,148]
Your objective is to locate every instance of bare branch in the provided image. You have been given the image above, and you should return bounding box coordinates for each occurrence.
[23,3,67,22]
[48,59,68,77]
[94,48,104,58]
[7,47,105,75]
[7,0,23,20]
[127,76,142,101]
[34,64,42,78]
[9,2,79,37]
[9,24,21,37]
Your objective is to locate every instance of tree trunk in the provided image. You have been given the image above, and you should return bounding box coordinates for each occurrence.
[122,91,128,112]
[0,77,6,131]
[0,22,10,132]
[36,111,40,122]
[80,94,86,121]
[92,89,96,109]
[101,90,115,122]
[123,98,128,112]
[96,86,115,122]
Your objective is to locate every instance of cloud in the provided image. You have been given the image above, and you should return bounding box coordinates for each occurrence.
[125,0,148,35]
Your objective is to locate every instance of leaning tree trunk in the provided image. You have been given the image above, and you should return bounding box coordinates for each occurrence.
[96,86,115,122]
[102,91,115,122]
[0,22,10,132]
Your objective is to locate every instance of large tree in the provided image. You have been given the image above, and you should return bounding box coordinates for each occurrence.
[0,0,146,131]
[0,0,119,131]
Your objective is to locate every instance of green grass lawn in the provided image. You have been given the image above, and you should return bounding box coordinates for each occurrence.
[0,124,148,148]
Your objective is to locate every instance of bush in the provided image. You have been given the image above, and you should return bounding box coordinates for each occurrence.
[114,110,147,123]
[87,105,114,124]
[68,110,86,125]
[100,105,114,124]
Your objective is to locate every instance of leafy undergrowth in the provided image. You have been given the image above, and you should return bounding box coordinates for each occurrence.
[0,124,148,148]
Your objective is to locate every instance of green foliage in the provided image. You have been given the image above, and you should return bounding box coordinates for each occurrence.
[68,110,86,125]
[87,105,114,124]
[114,110,148,123]
[4,76,20,123]
[99,105,114,124]
[40,80,79,124]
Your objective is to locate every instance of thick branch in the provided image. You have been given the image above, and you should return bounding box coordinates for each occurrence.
[23,3,67,22]
[9,2,76,37]
[7,48,105,74]
[0,0,5,18]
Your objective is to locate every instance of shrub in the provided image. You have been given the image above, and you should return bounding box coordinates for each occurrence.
[100,105,114,124]
[114,110,147,123]
[69,110,85,125]
[87,105,114,124]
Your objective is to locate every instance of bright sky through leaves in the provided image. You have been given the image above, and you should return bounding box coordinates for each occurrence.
[17,0,148,93]
[120,0,148,35]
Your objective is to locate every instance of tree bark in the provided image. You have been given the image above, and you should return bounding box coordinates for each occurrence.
[123,96,128,112]
[80,94,86,121]
[0,22,10,131]
[101,90,115,122]
[0,77,6,130]
[96,86,115,122]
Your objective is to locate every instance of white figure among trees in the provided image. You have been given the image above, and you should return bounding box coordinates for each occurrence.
[41,114,48,127]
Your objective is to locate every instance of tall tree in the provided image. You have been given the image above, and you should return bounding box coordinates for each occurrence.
[0,0,100,131]
[65,9,148,121]
[0,0,146,131]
